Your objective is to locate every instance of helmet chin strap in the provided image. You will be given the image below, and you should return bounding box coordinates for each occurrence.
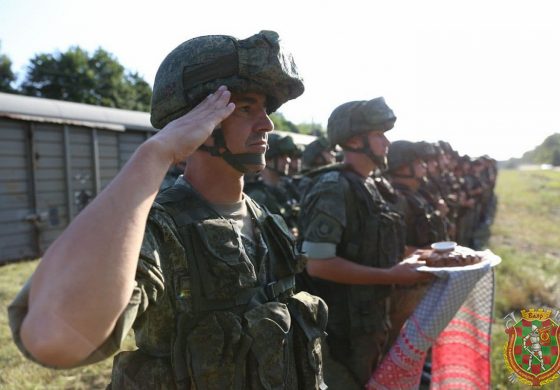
[198,128,265,173]
[266,157,288,176]
[342,135,388,171]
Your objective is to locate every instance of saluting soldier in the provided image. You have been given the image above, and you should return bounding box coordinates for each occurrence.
[9,31,327,390]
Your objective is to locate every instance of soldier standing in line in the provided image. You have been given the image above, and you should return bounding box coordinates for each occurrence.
[298,97,433,389]
[454,155,479,247]
[301,137,336,172]
[8,31,327,389]
[244,133,302,235]
[386,140,448,249]
[297,136,337,197]
[415,141,452,239]
[288,142,304,176]
[434,141,462,241]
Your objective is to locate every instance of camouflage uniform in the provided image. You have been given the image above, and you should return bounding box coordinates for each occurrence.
[9,30,328,390]
[245,134,302,231]
[299,165,405,388]
[109,179,327,389]
[9,178,327,389]
[386,140,448,247]
[244,177,300,231]
[298,137,335,197]
[298,99,407,388]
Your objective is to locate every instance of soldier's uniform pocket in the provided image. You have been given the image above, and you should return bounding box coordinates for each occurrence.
[110,349,176,390]
[193,219,257,299]
[261,214,307,275]
[244,302,292,389]
[186,311,243,389]
[288,291,328,390]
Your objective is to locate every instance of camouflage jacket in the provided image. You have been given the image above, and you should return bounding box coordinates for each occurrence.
[109,179,328,390]
[299,165,405,338]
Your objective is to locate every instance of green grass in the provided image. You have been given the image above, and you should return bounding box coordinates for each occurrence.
[490,169,560,389]
[1,169,560,388]
[0,260,135,389]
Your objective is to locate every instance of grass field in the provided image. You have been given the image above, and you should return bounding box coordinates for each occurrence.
[1,168,559,389]
[489,169,560,389]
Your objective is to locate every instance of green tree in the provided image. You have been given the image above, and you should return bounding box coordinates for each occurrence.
[521,133,560,164]
[0,42,16,93]
[297,122,325,136]
[20,46,151,111]
[270,112,300,133]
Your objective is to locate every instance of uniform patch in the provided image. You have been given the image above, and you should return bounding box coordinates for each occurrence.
[306,212,342,242]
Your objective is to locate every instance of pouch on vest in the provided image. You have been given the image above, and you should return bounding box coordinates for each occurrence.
[110,349,176,390]
[288,291,328,390]
[185,302,292,390]
[376,211,402,268]
[185,311,243,389]
[259,213,307,276]
[192,219,258,300]
[245,301,292,389]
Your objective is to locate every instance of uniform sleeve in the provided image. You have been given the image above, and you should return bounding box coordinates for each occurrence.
[7,208,170,368]
[300,174,347,247]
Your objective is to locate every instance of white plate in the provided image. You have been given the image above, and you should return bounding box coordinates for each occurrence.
[416,250,501,273]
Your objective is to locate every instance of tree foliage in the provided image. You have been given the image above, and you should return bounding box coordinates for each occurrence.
[296,122,325,136]
[0,42,16,93]
[520,133,560,164]
[270,112,300,133]
[270,112,326,136]
[20,46,151,111]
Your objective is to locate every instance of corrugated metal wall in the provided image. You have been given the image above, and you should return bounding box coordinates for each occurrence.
[0,120,36,261]
[0,118,151,264]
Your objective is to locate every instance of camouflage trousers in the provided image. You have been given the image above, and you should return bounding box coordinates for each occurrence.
[323,282,429,390]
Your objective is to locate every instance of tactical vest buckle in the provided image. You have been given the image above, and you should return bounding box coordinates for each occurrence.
[264,276,295,301]
[265,282,280,300]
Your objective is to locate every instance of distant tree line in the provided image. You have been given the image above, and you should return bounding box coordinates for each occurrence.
[0,41,324,134]
[503,133,560,168]
[0,42,152,111]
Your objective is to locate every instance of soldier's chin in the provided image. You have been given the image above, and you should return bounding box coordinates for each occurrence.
[245,163,266,174]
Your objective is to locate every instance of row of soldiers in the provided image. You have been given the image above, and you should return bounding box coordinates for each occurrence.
[241,101,498,387]
[156,96,499,387]
[10,30,500,389]
[243,130,498,251]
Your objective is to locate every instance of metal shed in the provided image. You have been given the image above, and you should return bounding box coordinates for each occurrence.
[0,92,156,264]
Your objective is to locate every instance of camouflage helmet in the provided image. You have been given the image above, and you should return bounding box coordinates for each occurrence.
[415,141,438,160]
[437,140,454,155]
[302,137,331,169]
[266,134,298,159]
[387,140,419,173]
[151,30,304,129]
[292,144,304,159]
[327,97,396,147]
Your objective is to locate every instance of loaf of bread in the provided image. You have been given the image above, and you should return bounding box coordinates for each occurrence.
[419,246,482,268]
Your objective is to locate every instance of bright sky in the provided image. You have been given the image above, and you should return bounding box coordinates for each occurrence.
[2,0,560,161]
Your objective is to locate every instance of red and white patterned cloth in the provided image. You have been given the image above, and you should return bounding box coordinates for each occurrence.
[367,250,498,390]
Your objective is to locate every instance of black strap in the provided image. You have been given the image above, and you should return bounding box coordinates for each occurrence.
[196,276,296,311]
[198,128,265,173]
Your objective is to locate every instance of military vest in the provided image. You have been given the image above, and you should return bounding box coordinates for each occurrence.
[244,179,300,231]
[300,165,405,338]
[393,183,447,247]
[111,182,327,390]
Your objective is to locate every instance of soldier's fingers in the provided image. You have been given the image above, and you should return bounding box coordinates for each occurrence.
[206,86,230,105]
